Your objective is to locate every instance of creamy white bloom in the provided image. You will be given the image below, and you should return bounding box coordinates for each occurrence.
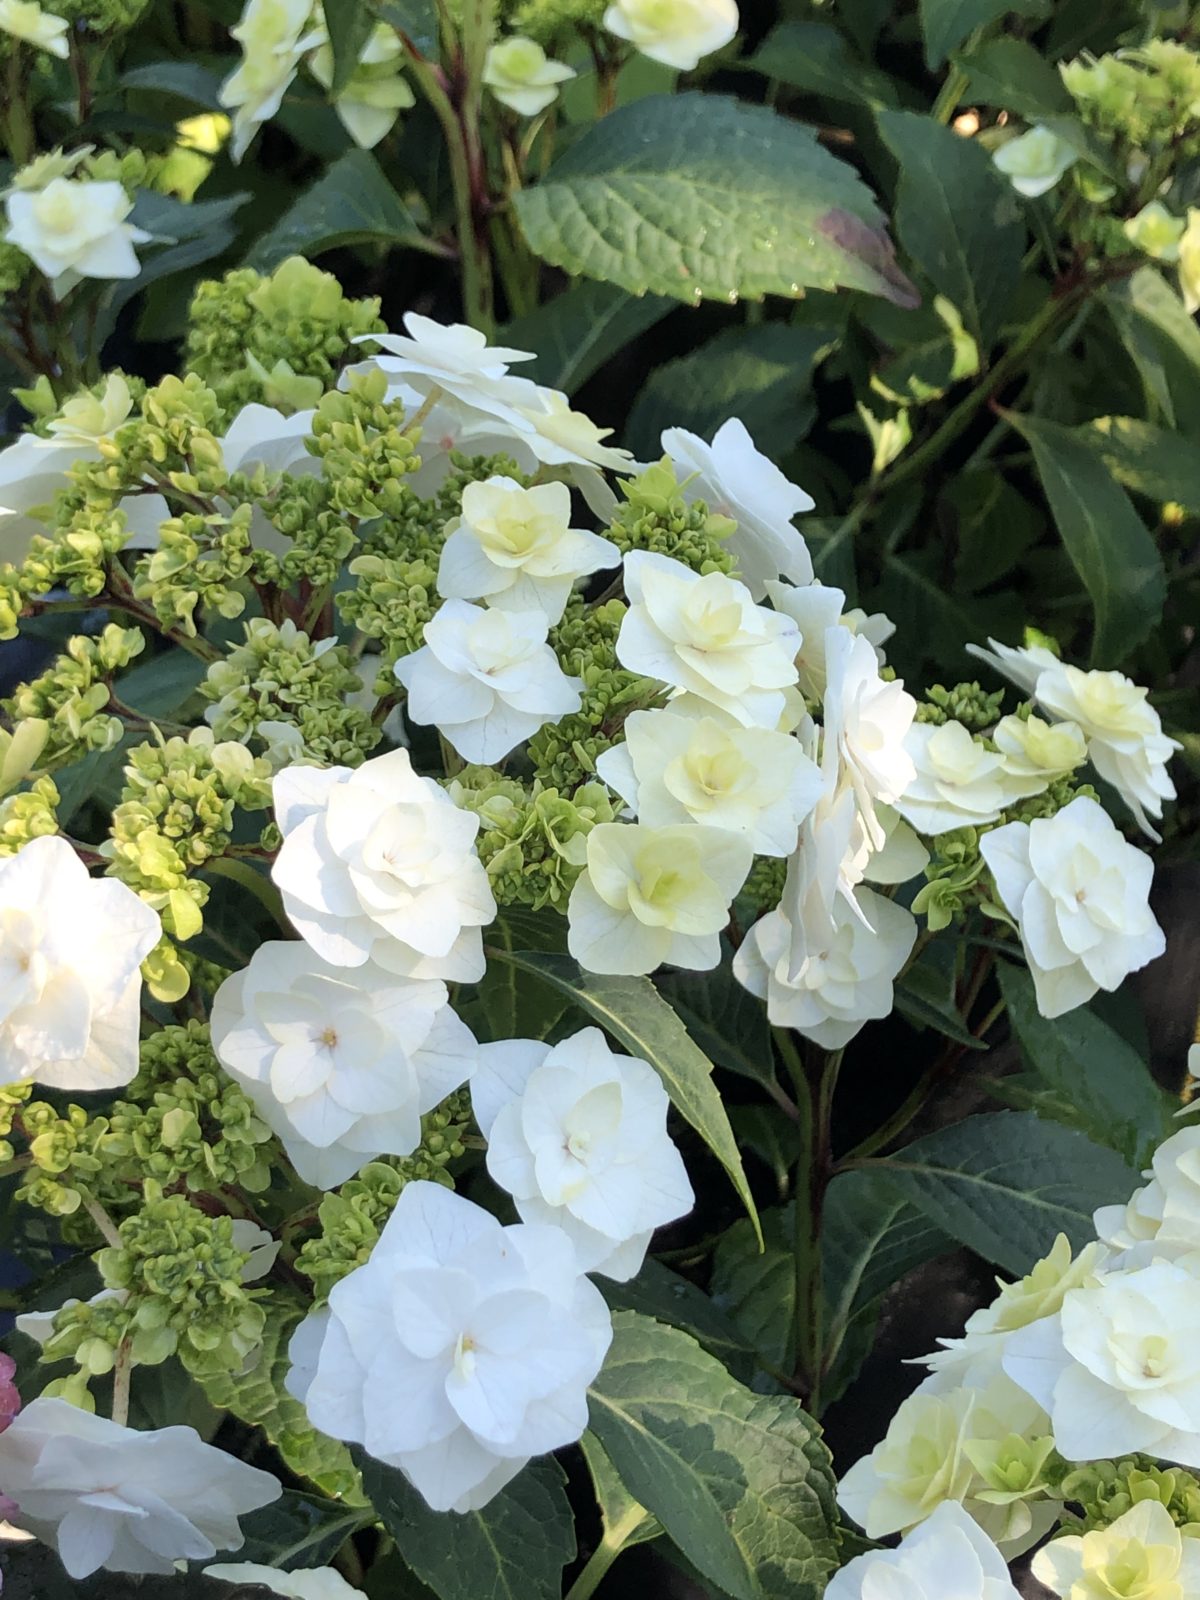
[1124,200,1186,262]
[210,940,475,1189]
[596,706,822,854]
[603,0,738,70]
[4,178,151,296]
[993,712,1087,799]
[828,1502,1021,1600]
[286,1181,611,1512]
[1031,1499,1200,1600]
[897,720,1023,836]
[821,625,916,848]
[966,636,1062,696]
[0,0,67,56]
[483,36,576,115]
[352,313,536,424]
[395,599,582,763]
[308,25,415,149]
[981,795,1164,1019]
[1094,1126,1200,1266]
[218,0,323,161]
[661,419,813,598]
[207,1567,359,1600]
[568,821,752,975]
[1004,1258,1200,1465]
[765,581,893,699]
[437,476,619,623]
[0,1397,280,1578]
[1033,663,1180,839]
[617,550,800,729]
[271,749,496,981]
[0,835,160,1091]
[993,125,1077,197]
[472,1026,693,1280]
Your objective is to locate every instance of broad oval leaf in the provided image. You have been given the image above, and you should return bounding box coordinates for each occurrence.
[748,21,900,109]
[919,0,1048,68]
[513,93,916,308]
[1084,414,1200,511]
[587,1311,839,1600]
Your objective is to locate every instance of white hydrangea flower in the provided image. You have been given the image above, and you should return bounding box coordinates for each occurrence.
[1032,1500,1200,1600]
[828,1502,1021,1600]
[210,940,475,1189]
[286,1181,611,1513]
[568,820,752,975]
[512,384,636,476]
[1004,1258,1200,1465]
[0,0,68,56]
[0,1397,280,1578]
[394,599,583,763]
[0,835,161,1091]
[617,550,800,729]
[271,748,496,981]
[207,1567,359,1600]
[765,581,893,699]
[218,0,323,162]
[4,177,151,296]
[1094,1126,1200,1266]
[1032,663,1180,839]
[966,635,1062,695]
[308,24,415,150]
[896,720,1024,836]
[483,36,576,115]
[821,625,916,849]
[992,712,1087,799]
[596,705,822,854]
[603,0,738,70]
[980,795,1164,1020]
[472,1026,693,1280]
[351,313,537,423]
[992,125,1077,197]
[1124,200,1186,262]
[437,476,619,623]
[661,419,814,598]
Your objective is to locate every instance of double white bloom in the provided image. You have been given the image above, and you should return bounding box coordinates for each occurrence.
[395,600,583,764]
[211,941,476,1188]
[828,1502,1019,1600]
[982,794,1164,1020]
[0,835,160,1091]
[897,720,1023,836]
[218,0,323,161]
[820,625,916,849]
[0,1397,280,1578]
[287,1181,611,1513]
[992,125,1077,198]
[271,749,496,982]
[4,177,151,296]
[603,0,738,71]
[483,37,575,116]
[1032,1500,1200,1600]
[1094,1125,1200,1266]
[472,1027,693,1281]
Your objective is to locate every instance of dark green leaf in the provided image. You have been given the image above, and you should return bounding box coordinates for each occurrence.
[120,62,225,108]
[874,1110,1138,1274]
[658,957,780,1095]
[1,1545,264,1599]
[487,949,760,1241]
[604,1258,757,1381]
[117,647,207,718]
[235,1491,369,1572]
[323,0,376,94]
[514,94,916,308]
[359,1454,576,1600]
[821,1169,950,1330]
[244,149,439,271]
[503,280,674,395]
[469,907,571,1044]
[876,109,1024,350]
[895,961,987,1050]
[1008,410,1166,664]
[880,549,993,670]
[581,1431,662,1549]
[625,322,839,460]
[711,1208,796,1376]
[587,1312,839,1600]
[748,21,899,108]
[998,963,1172,1169]
[954,37,1073,117]
[1083,414,1200,511]
[379,0,439,54]
[919,0,1049,68]
[945,470,1042,593]
[1104,266,1200,435]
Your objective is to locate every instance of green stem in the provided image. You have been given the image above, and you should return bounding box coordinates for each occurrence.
[3,48,34,166]
[931,63,968,125]
[565,1503,648,1600]
[110,1338,132,1428]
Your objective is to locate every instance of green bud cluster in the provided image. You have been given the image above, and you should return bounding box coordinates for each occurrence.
[3,623,144,769]
[19,1098,117,1220]
[911,826,988,931]
[0,1081,33,1165]
[0,241,31,297]
[607,460,737,574]
[103,733,273,941]
[95,1181,266,1376]
[202,618,378,766]
[54,0,153,31]
[184,258,385,423]
[999,775,1098,826]
[528,596,662,792]
[913,681,1006,732]
[296,1091,472,1303]
[307,368,421,520]
[1056,1455,1200,1536]
[0,775,60,857]
[448,765,617,910]
[742,855,787,913]
[505,0,606,48]
[133,502,254,637]
[1063,41,1200,156]
[33,1289,135,1380]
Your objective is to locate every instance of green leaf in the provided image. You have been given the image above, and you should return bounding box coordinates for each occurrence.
[379,0,439,54]
[1008,410,1166,664]
[945,469,1042,593]
[322,0,375,94]
[997,963,1172,1169]
[873,1110,1138,1274]
[954,37,1073,117]
[503,280,674,395]
[625,322,839,460]
[895,960,987,1050]
[919,0,1049,68]
[711,1207,796,1376]
[1105,266,1200,435]
[658,956,781,1096]
[244,149,440,271]
[513,93,916,308]
[358,1454,576,1600]
[235,1491,369,1572]
[587,1312,839,1600]
[581,1431,662,1551]
[876,109,1024,349]
[120,61,225,107]
[747,21,899,108]
[488,949,761,1242]
[604,1258,757,1381]
[469,907,571,1044]
[1082,414,1200,511]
